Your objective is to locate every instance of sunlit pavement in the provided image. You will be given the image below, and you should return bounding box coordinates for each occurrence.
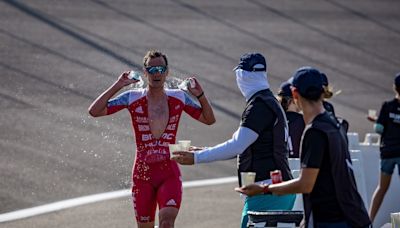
[1,0,400,227]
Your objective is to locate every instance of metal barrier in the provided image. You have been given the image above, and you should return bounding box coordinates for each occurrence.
[356,133,399,228]
[247,211,303,228]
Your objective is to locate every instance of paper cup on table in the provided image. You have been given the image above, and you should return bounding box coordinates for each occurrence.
[168,143,181,159]
[240,172,256,187]
[178,140,191,150]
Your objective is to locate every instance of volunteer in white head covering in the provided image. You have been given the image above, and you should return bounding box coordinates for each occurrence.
[172,52,295,228]
[235,65,270,101]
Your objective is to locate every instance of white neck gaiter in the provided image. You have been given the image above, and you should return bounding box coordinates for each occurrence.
[235,69,270,101]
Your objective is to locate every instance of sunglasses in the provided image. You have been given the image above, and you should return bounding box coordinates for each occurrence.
[145,66,167,75]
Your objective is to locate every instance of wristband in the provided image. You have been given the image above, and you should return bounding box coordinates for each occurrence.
[196,92,204,99]
[262,185,270,194]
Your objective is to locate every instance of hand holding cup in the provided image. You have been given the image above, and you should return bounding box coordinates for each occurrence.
[235,184,266,197]
[367,109,377,122]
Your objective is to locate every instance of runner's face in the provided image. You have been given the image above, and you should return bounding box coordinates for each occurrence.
[144,56,168,88]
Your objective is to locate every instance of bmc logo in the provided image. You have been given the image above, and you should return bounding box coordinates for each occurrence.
[161,133,174,140]
[142,134,152,141]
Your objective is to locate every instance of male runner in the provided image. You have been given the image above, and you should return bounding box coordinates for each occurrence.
[88,50,215,228]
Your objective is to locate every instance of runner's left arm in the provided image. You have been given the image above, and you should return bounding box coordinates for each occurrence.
[186,77,215,125]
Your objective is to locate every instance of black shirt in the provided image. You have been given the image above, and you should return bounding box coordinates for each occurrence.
[286,111,305,158]
[241,97,275,134]
[238,89,292,182]
[301,114,345,222]
[377,98,400,158]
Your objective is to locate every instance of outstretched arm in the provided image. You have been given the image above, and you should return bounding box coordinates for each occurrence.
[235,168,319,196]
[172,126,258,165]
[88,71,138,117]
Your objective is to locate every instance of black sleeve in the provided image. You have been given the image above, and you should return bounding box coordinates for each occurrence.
[289,114,305,137]
[289,115,306,157]
[301,128,328,168]
[376,102,389,126]
[240,98,276,134]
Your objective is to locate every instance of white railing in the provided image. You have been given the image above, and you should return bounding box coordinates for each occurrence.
[288,132,400,228]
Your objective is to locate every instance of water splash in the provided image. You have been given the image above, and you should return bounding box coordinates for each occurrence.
[167,76,200,105]
[127,73,201,105]
[127,72,188,90]
[165,76,185,89]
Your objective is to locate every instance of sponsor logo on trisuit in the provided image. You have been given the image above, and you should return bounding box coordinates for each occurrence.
[135,106,144,114]
[166,199,177,206]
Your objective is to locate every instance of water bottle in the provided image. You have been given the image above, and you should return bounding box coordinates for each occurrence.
[178,78,199,105]
[128,70,145,89]
[128,70,141,80]
[178,78,197,90]
[164,76,200,105]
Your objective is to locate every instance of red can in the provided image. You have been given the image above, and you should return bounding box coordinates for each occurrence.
[270,170,282,184]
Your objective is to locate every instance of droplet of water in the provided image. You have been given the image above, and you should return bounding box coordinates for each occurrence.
[126,74,201,105]
[169,77,200,105]
[164,76,184,89]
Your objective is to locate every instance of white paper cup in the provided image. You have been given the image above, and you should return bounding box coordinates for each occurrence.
[240,172,256,187]
[178,140,191,150]
[392,212,400,228]
[368,109,377,118]
[168,144,181,159]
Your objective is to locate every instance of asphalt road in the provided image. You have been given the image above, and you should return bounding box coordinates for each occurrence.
[1,0,400,227]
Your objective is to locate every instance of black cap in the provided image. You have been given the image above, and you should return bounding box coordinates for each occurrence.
[234,53,266,72]
[395,72,400,87]
[278,81,292,97]
[320,73,328,86]
[292,67,324,99]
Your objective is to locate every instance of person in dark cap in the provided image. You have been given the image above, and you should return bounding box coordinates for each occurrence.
[277,81,305,158]
[368,72,400,223]
[236,66,371,228]
[172,52,295,228]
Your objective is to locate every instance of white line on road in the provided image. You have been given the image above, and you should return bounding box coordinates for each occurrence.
[0,176,237,223]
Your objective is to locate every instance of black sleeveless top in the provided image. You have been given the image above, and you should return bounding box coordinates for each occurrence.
[301,112,370,227]
[237,89,293,185]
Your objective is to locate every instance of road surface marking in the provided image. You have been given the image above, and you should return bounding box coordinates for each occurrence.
[0,176,236,223]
